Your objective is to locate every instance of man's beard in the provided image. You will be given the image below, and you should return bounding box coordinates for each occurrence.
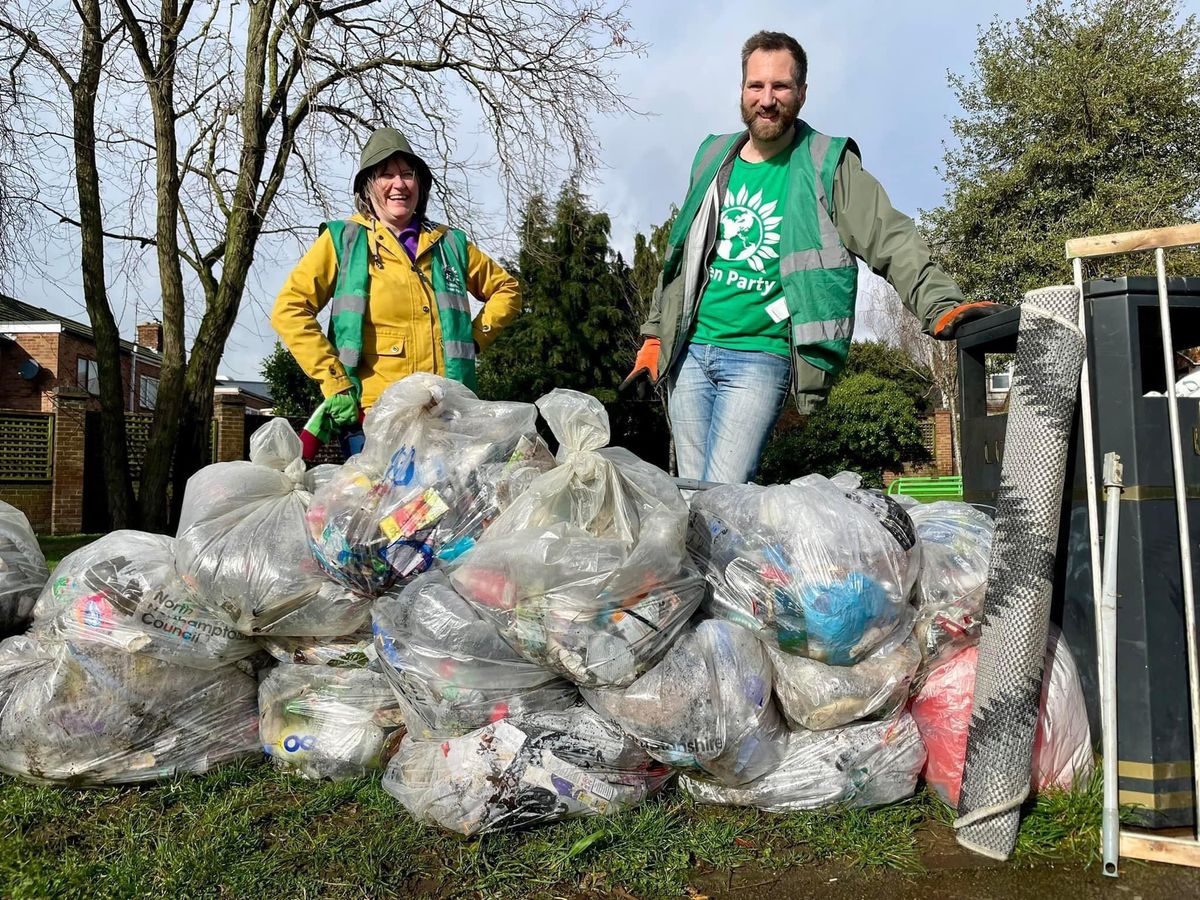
[740,99,799,142]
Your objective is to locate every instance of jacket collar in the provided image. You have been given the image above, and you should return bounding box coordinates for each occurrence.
[350,211,448,260]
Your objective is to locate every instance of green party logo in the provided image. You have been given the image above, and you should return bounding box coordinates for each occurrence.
[716,185,783,273]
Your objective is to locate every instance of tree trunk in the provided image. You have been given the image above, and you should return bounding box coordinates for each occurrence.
[124,0,189,533]
[75,0,136,530]
[170,1,273,523]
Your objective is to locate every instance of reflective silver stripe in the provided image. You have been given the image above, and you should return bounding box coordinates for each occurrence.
[815,200,842,252]
[435,290,471,314]
[780,246,854,275]
[336,221,361,291]
[443,340,476,360]
[809,133,832,208]
[793,317,855,345]
[330,293,366,317]
[338,346,361,368]
[806,133,845,251]
[692,133,735,183]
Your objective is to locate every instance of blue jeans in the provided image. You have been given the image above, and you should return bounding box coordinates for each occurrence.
[668,342,792,484]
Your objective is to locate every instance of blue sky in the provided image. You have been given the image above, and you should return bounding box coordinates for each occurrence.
[11,0,1197,380]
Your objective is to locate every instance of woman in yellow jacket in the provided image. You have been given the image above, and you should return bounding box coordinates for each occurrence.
[272,127,520,458]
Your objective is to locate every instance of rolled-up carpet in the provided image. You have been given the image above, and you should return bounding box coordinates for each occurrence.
[954,285,1086,860]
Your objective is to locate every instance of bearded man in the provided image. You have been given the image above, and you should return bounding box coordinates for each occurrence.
[622,31,1000,484]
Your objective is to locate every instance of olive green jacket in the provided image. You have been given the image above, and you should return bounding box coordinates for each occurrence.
[642,127,964,412]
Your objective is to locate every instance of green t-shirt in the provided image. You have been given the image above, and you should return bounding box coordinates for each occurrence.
[691,149,791,357]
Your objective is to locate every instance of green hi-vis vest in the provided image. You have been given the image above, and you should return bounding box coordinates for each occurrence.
[663,123,858,376]
[323,218,477,391]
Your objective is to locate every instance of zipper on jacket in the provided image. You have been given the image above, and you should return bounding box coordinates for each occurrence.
[410,256,440,374]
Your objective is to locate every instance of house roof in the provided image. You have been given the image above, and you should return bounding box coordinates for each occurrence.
[215,377,273,404]
[0,292,163,362]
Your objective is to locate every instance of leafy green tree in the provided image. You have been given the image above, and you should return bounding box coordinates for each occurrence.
[922,0,1200,303]
[261,342,323,418]
[758,373,929,488]
[843,340,934,413]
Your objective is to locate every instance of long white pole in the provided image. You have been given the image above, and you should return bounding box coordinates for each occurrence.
[1100,452,1123,876]
[1154,249,1200,836]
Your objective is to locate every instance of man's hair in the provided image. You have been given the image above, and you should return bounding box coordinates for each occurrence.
[741,31,807,86]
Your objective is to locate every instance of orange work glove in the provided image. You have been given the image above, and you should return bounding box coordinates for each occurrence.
[618,337,662,400]
[932,301,1004,340]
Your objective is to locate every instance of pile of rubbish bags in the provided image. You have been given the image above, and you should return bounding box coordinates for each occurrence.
[0,372,1096,838]
[0,531,259,784]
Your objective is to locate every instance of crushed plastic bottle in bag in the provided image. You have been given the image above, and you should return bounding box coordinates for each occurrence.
[768,611,921,731]
[306,374,547,596]
[688,474,920,665]
[0,501,49,636]
[0,634,259,784]
[32,530,255,668]
[582,618,786,786]
[910,626,1094,807]
[681,710,926,811]
[451,390,703,687]
[175,418,371,637]
[373,570,577,738]
[381,705,671,835]
[907,501,994,665]
[259,662,405,780]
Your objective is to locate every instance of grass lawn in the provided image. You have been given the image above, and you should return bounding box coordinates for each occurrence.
[0,759,1106,899]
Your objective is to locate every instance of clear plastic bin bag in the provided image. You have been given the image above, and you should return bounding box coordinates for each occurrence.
[688,474,920,665]
[259,662,404,780]
[372,570,577,738]
[768,611,921,731]
[381,705,671,835]
[909,626,1094,807]
[0,634,259,784]
[305,374,544,596]
[682,711,926,811]
[581,618,786,786]
[32,530,255,668]
[259,632,376,669]
[907,501,994,665]
[451,390,700,687]
[0,500,49,635]
[176,418,371,637]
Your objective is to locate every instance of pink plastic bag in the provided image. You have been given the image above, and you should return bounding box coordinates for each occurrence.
[910,627,1093,806]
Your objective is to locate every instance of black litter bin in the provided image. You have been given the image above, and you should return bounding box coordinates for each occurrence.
[957,277,1200,828]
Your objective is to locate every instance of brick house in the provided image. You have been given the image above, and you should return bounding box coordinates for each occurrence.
[0,294,164,413]
[0,293,292,533]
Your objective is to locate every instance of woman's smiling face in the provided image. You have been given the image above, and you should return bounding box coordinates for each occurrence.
[369,155,421,229]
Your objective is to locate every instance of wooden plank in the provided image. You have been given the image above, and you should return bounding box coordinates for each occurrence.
[1066,223,1200,259]
[1121,831,1200,868]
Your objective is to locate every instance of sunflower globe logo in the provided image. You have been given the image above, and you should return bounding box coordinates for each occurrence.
[716,186,783,272]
